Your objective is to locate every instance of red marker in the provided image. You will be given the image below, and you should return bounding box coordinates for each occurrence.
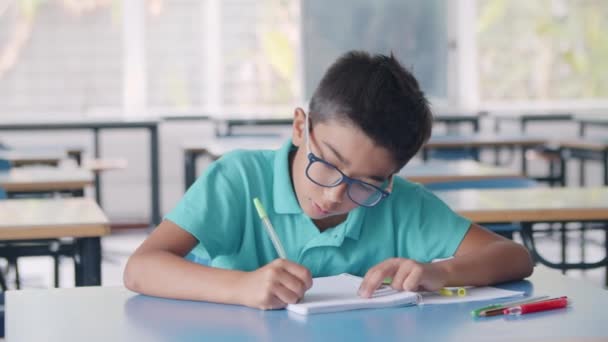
[503,296,568,315]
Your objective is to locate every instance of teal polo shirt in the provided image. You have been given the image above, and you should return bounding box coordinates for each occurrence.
[165,139,471,277]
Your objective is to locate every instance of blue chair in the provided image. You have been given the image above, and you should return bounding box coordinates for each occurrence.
[425,177,538,239]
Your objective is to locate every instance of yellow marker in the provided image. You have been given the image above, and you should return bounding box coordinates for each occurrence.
[438,288,454,296]
[438,287,467,297]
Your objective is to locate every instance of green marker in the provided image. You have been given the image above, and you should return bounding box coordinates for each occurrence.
[253,197,287,259]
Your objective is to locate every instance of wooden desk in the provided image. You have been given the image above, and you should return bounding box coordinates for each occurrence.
[0,118,161,225]
[6,268,608,341]
[436,186,608,283]
[0,167,93,195]
[0,198,110,285]
[0,149,64,167]
[400,160,522,184]
[0,146,84,167]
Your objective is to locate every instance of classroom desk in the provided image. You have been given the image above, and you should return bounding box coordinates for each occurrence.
[491,112,573,133]
[0,149,62,167]
[0,146,84,167]
[182,136,285,190]
[6,268,608,341]
[0,118,161,225]
[559,139,608,185]
[0,167,93,195]
[434,112,485,133]
[212,116,293,137]
[169,112,485,136]
[400,160,522,184]
[0,198,110,286]
[182,138,523,191]
[575,114,608,136]
[436,186,608,284]
[423,134,548,173]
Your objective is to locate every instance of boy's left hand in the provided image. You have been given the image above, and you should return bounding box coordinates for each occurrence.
[358,258,447,298]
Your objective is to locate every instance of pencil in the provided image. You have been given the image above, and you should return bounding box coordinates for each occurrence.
[253,197,287,259]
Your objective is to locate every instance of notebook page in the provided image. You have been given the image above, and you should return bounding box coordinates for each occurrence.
[286,274,419,315]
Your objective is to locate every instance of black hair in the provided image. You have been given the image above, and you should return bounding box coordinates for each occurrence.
[308,51,433,170]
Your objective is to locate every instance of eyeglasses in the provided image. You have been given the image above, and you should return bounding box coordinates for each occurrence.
[303,112,391,207]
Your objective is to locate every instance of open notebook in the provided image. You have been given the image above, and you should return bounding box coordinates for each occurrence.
[286,273,524,315]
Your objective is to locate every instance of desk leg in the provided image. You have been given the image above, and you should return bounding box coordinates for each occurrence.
[605,227,608,287]
[579,158,586,186]
[422,148,429,161]
[560,222,567,275]
[559,148,567,186]
[521,147,528,176]
[603,149,608,185]
[184,151,196,192]
[93,127,103,206]
[150,126,161,226]
[74,237,101,286]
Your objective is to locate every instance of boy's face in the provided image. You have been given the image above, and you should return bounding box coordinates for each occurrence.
[290,108,397,221]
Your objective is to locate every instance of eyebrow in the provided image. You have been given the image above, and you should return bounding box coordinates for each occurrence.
[322,141,388,183]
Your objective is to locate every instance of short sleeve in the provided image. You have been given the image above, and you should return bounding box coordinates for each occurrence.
[164,160,245,258]
[406,185,471,262]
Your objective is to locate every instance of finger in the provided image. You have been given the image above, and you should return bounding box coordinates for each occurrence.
[277,269,308,299]
[281,260,313,290]
[260,295,287,310]
[271,282,301,305]
[359,260,398,298]
[391,262,413,290]
[401,266,423,292]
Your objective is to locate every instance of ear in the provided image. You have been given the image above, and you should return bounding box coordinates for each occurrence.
[291,107,307,147]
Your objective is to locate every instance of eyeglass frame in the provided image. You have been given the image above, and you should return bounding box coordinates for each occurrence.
[303,111,392,208]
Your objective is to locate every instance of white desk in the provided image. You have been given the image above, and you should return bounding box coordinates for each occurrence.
[6,268,608,341]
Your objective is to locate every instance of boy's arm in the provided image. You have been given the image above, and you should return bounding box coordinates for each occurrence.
[439,223,534,285]
[123,220,312,309]
[358,224,533,297]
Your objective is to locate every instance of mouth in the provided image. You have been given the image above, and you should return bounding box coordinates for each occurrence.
[311,201,331,216]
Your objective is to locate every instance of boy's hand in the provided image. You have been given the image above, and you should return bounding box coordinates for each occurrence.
[237,259,313,310]
[358,258,447,298]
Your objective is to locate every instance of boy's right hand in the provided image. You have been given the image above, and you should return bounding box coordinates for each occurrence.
[237,259,312,310]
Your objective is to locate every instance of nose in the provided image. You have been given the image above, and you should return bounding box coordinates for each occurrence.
[323,182,348,204]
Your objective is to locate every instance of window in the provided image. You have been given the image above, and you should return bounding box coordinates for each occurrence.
[0,1,121,116]
[477,0,608,103]
[302,0,449,101]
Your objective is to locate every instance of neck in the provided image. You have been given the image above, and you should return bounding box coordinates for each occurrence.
[313,213,348,232]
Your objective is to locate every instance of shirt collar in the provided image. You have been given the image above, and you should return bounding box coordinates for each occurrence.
[273,139,302,214]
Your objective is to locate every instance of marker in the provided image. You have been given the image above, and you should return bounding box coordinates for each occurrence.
[503,296,568,315]
[438,287,467,297]
[472,295,550,317]
[253,198,287,259]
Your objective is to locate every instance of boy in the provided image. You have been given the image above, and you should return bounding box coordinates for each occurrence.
[124,51,533,310]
